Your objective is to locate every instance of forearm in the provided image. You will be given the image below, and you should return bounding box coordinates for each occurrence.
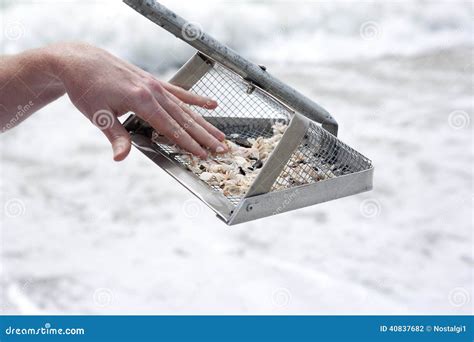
[0,47,65,132]
[0,42,225,161]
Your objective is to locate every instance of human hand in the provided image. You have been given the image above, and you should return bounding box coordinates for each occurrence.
[48,42,227,161]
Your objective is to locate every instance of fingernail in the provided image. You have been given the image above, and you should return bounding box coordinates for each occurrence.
[112,138,128,160]
[113,145,124,159]
[199,150,208,159]
[216,145,226,153]
[206,99,217,107]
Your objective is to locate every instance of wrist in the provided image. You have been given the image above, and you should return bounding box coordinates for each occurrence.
[40,43,69,78]
[11,45,67,96]
[41,42,96,89]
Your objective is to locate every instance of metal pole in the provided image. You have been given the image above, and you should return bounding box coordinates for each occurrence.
[123,0,339,136]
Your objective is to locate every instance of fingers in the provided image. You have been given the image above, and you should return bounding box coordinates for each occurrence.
[162,82,218,109]
[166,92,226,142]
[92,109,132,161]
[111,135,132,161]
[117,59,218,109]
[158,94,227,154]
[129,88,209,159]
[145,82,227,154]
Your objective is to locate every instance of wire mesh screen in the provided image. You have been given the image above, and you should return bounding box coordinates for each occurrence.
[152,62,294,206]
[190,63,292,139]
[150,61,371,206]
[152,142,243,206]
[271,122,373,191]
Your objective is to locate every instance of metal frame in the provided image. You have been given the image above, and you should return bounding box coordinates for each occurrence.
[245,114,309,197]
[123,52,374,225]
[122,0,374,225]
[123,0,338,135]
[169,52,214,90]
[126,130,235,221]
[229,168,373,225]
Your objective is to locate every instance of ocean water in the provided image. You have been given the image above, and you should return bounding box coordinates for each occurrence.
[1,0,472,69]
[0,0,472,314]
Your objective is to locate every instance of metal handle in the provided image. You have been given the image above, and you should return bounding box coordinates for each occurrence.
[123,0,338,136]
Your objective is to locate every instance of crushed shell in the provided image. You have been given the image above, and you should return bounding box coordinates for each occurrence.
[152,122,335,197]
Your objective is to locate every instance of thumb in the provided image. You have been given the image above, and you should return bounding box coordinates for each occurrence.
[92,109,132,161]
[110,134,132,162]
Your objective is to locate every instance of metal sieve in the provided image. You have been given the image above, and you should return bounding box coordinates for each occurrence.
[122,0,374,225]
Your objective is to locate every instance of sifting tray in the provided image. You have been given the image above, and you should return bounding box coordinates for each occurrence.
[123,0,374,225]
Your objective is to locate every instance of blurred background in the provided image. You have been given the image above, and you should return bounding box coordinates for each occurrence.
[0,0,472,314]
